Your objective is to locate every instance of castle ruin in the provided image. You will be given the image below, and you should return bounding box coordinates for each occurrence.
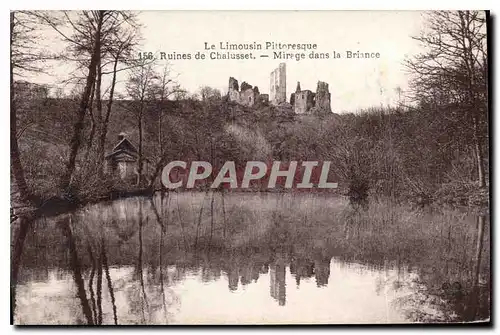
[314,81,332,113]
[228,77,268,106]
[226,63,331,114]
[291,80,332,114]
[270,63,286,105]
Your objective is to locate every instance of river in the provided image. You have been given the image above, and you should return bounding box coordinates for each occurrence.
[11,192,490,325]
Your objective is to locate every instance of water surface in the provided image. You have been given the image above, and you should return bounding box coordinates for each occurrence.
[11,193,490,324]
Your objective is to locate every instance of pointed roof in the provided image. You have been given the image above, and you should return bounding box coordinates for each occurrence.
[105,137,138,160]
[296,81,301,92]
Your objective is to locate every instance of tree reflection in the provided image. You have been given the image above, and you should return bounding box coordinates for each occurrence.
[269,252,286,306]
[12,195,490,324]
[11,216,31,322]
[57,216,94,325]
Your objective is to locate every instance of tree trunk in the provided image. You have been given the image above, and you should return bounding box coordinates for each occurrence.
[11,217,30,321]
[101,240,118,325]
[472,215,485,288]
[95,62,103,122]
[158,103,162,157]
[97,56,119,174]
[461,11,486,189]
[58,217,94,325]
[10,12,32,203]
[137,108,144,186]
[473,115,486,188]
[467,214,486,321]
[148,157,166,190]
[83,78,96,163]
[209,191,215,248]
[60,11,103,190]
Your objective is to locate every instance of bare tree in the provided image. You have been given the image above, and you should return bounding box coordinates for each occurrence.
[36,10,105,190]
[38,11,141,191]
[405,11,488,188]
[123,59,158,186]
[146,65,186,188]
[96,22,139,168]
[10,11,52,203]
[60,11,103,190]
[199,86,222,104]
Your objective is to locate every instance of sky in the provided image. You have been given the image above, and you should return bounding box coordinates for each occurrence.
[26,11,427,113]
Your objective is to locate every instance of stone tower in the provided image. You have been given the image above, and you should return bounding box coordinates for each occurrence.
[293,80,315,114]
[315,81,332,113]
[228,77,240,102]
[270,63,286,105]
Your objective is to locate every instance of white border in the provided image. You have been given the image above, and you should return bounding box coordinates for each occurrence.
[2,1,498,335]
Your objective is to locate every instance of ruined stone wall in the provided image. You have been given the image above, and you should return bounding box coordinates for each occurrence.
[290,80,332,114]
[240,88,256,106]
[278,63,287,103]
[240,81,252,92]
[294,90,315,114]
[226,65,333,112]
[315,81,332,113]
[227,77,260,106]
[228,77,240,102]
[270,70,277,103]
[270,63,286,105]
[228,90,240,102]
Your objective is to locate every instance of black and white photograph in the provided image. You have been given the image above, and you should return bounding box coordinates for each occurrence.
[9,10,490,325]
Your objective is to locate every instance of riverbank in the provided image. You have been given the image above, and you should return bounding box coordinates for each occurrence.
[11,181,489,224]
[11,187,156,222]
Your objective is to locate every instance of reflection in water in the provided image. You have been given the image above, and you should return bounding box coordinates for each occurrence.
[315,256,331,287]
[102,239,118,325]
[467,214,486,321]
[57,216,94,325]
[290,257,314,287]
[11,193,490,324]
[10,217,30,324]
[270,254,286,306]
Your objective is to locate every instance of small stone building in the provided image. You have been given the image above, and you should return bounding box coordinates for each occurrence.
[291,82,315,114]
[240,83,257,106]
[290,81,332,114]
[105,133,139,182]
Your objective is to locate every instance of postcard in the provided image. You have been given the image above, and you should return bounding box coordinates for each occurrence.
[10,10,490,325]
